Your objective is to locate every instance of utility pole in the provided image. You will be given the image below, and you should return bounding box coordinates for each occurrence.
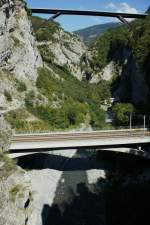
[144,115,146,131]
[130,112,132,129]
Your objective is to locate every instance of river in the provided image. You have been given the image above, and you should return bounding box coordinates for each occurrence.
[17,149,150,225]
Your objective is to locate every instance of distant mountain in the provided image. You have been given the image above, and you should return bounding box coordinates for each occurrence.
[146,6,150,13]
[74,22,119,43]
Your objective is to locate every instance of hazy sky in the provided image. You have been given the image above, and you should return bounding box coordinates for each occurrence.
[26,0,150,31]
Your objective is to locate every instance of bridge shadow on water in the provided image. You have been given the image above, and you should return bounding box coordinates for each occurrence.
[42,182,106,225]
[17,150,150,225]
[39,151,150,225]
[41,177,150,225]
[17,149,150,173]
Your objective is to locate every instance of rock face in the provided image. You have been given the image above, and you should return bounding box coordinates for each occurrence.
[0,0,44,114]
[31,16,88,81]
[0,114,32,225]
[0,168,32,225]
[0,115,12,153]
[114,53,150,105]
[0,0,42,82]
[0,2,37,224]
[90,42,150,105]
[51,31,86,80]
[36,24,86,80]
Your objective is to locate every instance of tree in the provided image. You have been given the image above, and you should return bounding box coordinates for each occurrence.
[112,103,134,126]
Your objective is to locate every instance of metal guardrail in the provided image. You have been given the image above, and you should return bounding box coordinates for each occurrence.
[14,126,149,135]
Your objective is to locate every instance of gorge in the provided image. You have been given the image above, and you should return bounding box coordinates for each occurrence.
[0,0,150,225]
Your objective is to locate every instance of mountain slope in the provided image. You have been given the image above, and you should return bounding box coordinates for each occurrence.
[74,22,119,43]
[88,14,150,109]
[0,13,111,133]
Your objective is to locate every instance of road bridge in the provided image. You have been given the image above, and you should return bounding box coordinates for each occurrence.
[9,129,150,158]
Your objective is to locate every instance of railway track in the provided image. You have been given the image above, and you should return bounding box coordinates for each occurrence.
[12,129,150,143]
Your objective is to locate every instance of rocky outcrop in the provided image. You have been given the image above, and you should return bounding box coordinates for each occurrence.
[0,0,45,115]
[33,17,87,81]
[0,0,42,82]
[114,54,150,105]
[0,115,12,153]
[0,167,32,225]
[0,114,32,225]
[0,2,37,224]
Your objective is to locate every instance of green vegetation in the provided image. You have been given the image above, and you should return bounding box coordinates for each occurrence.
[90,104,106,129]
[38,45,55,64]
[4,90,12,102]
[132,14,150,68]
[8,12,146,132]
[0,153,17,180]
[90,25,130,70]
[75,22,119,43]
[90,13,150,78]
[29,16,112,131]
[5,108,54,132]
[112,103,134,126]
[15,79,27,92]
[27,100,88,130]
[31,16,60,42]
[25,91,35,108]
[35,66,111,130]
[5,109,29,130]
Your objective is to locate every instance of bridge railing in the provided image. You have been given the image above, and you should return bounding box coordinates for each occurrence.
[14,125,149,135]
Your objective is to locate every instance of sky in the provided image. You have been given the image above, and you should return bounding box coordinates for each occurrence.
[26,0,150,31]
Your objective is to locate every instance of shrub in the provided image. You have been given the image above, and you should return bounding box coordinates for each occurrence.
[89,104,106,129]
[16,80,27,92]
[0,153,17,179]
[112,103,135,126]
[4,90,12,102]
[32,17,60,42]
[25,91,35,108]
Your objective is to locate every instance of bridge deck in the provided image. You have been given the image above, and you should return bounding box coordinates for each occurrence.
[10,129,150,151]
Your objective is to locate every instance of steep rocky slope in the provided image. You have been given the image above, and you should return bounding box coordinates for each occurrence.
[31,16,87,80]
[0,11,111,133]
[0,115,32,225]
[0,0,43,113]
[89,15,150,109]
[0,1,40,224]
[0,2,150,225]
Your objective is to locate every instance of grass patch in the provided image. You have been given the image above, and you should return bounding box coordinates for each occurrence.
[0,153,17,179]
[15,79,27,92]
[4,90,12,102]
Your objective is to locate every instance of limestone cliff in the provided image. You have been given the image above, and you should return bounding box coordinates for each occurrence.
[0,1,38,224]
[32,16,87,80]
[0,0,43,112]
[0,114,33,225]
[0,0,42,81]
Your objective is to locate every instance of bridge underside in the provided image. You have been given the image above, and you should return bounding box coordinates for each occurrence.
[9,143,150,159]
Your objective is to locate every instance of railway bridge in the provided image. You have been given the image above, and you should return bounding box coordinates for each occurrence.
[9,129,150,158]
